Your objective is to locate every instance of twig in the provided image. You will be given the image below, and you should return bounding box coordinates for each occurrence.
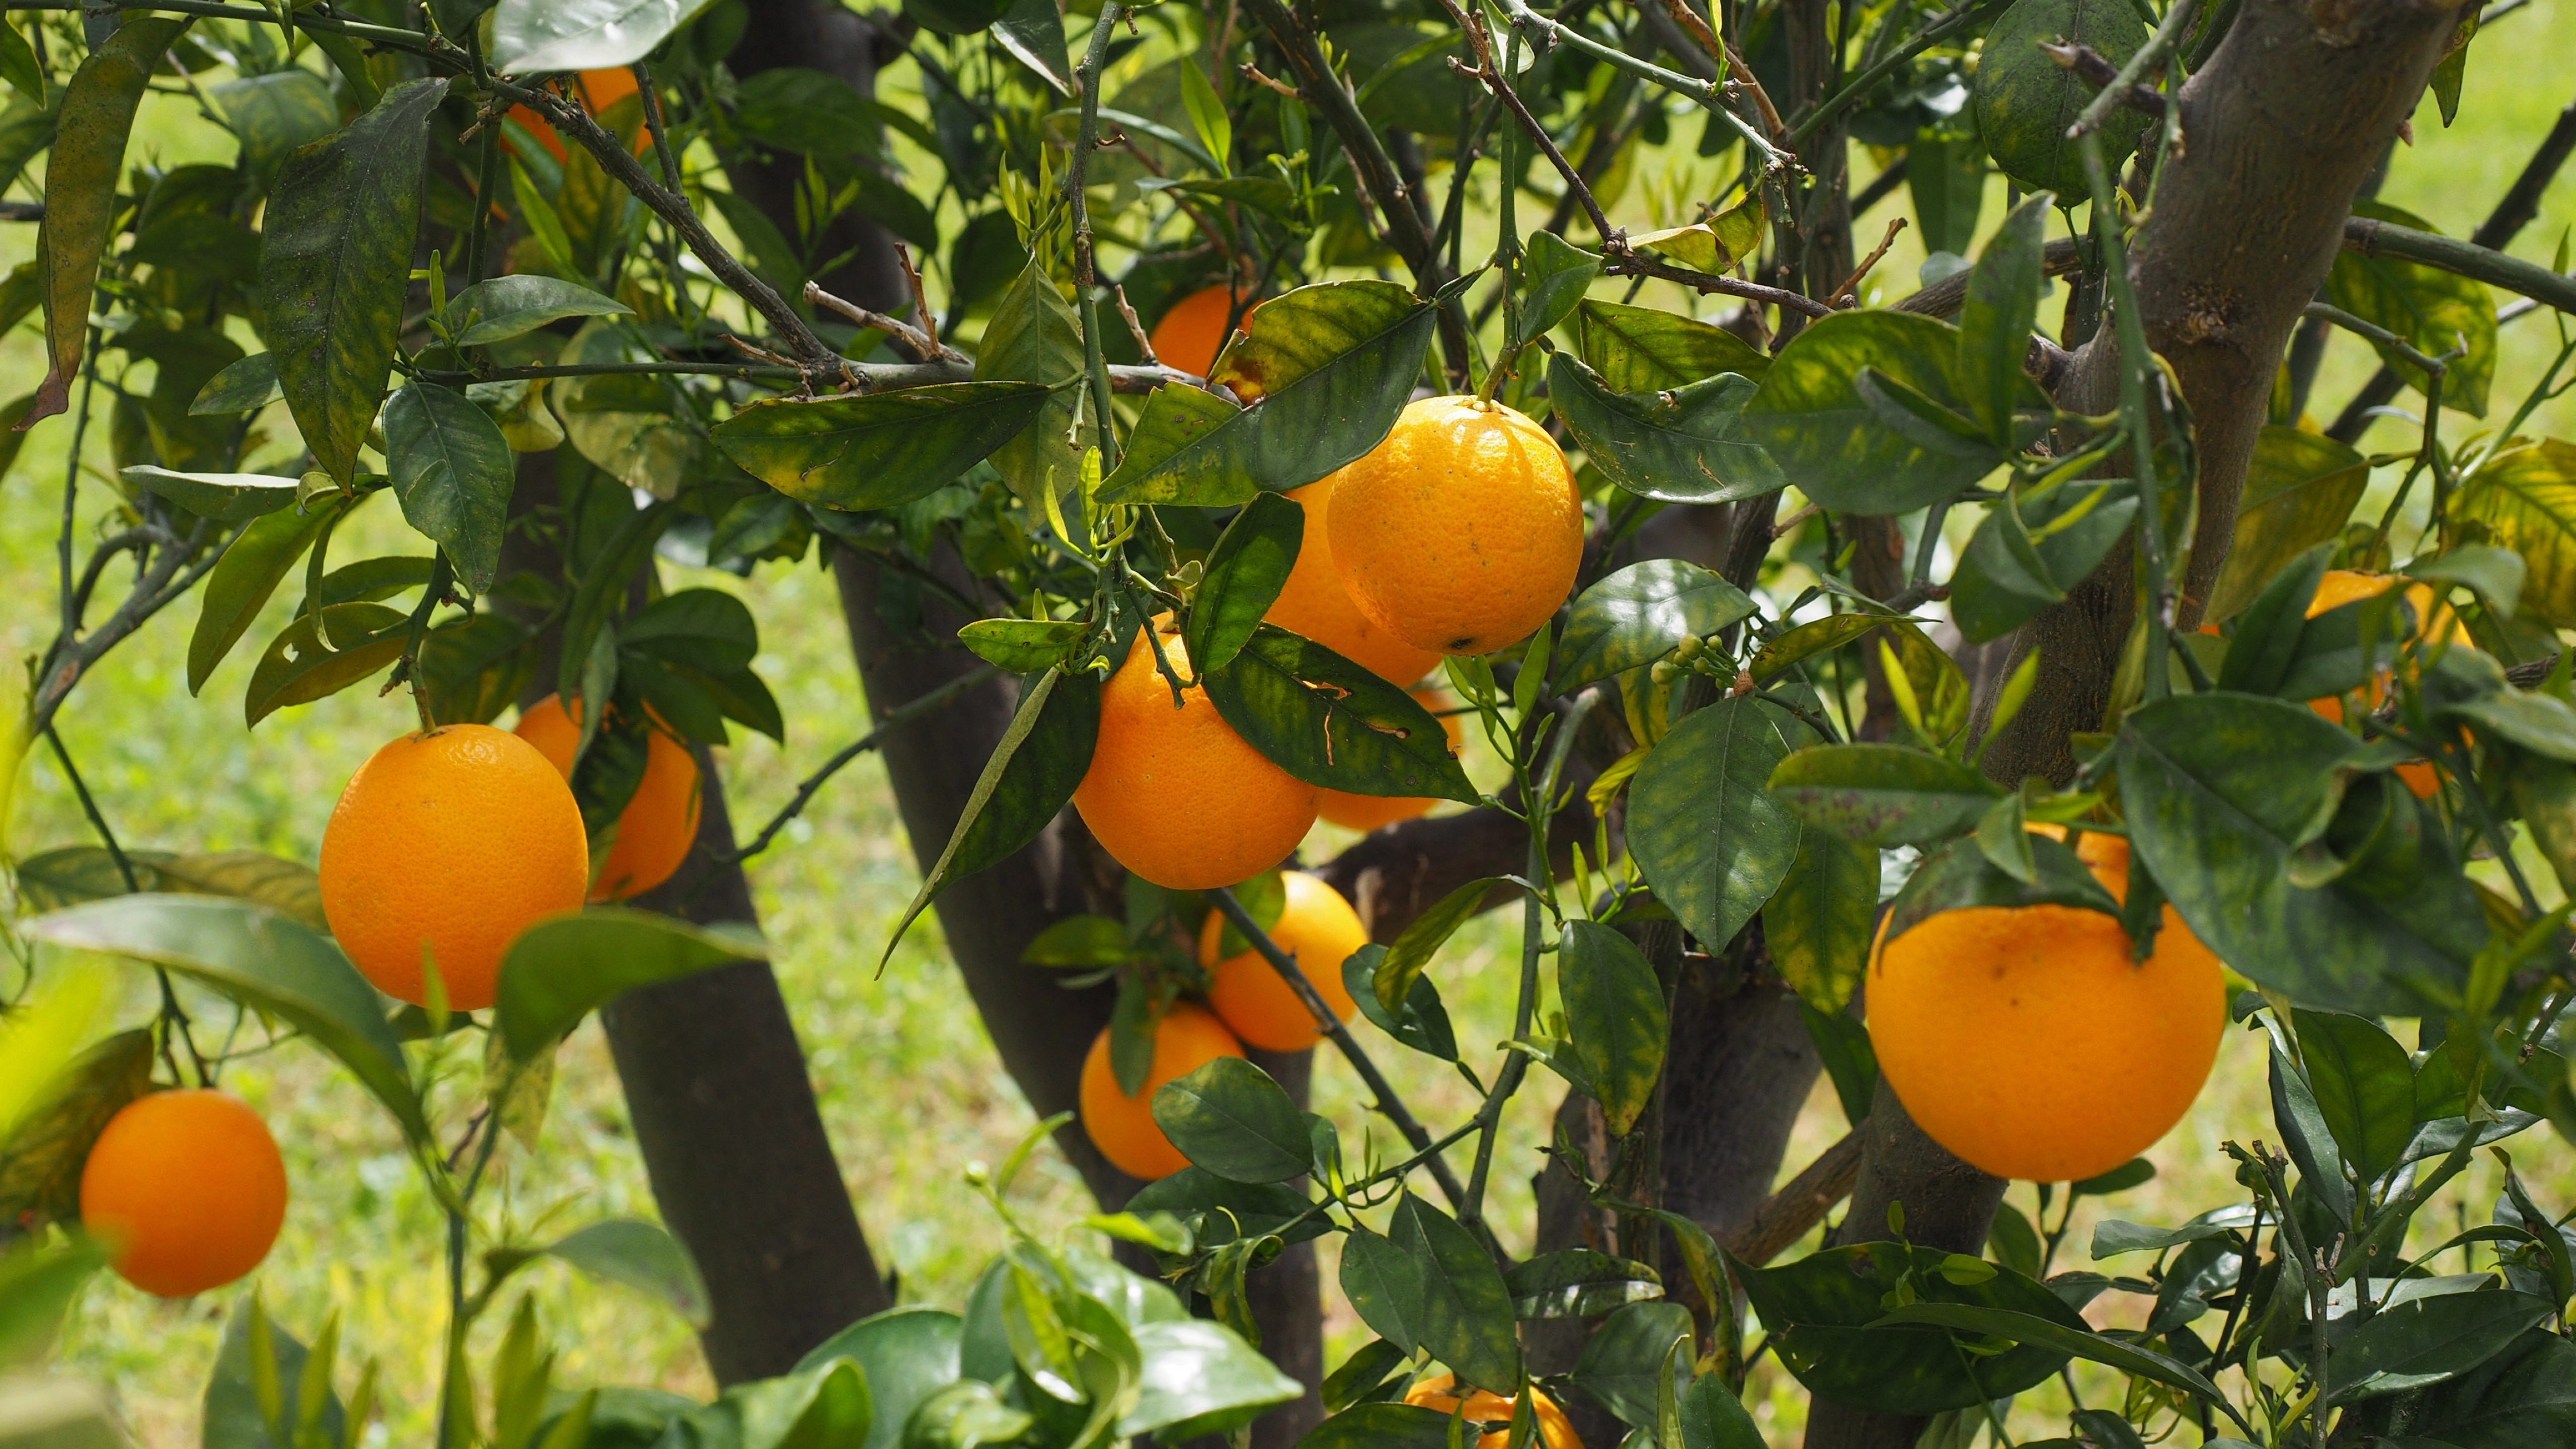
[2040,41,2166,119]
[725,666,999,869]
[631,60,682,195]
[2068,0,2201,138]
[894,243,940,355]
[411,357,1195,393]
[1723,1132,1864,1265]
[1605,247,1835,319]
[1234,61,1300,99]
[1448,54,1616,243]
[1110,284,1158,364]
[804,281,959,363]
[1069,4,1127,469]
[1491,0,1789,170]
[1826,216,1907,306]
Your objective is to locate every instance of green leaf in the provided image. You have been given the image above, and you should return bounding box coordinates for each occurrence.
[2205,427,2372,623]
[257,77,450,487]
[1121,1319,1302,1440]
[714,384,1050,511]
[1574,297,1770,393]
[1126,1169,1325,1248]
[211,68,341,185]
[2329,200,2498,417]
[1177,51,1231,175]
[2455,440,2576,629]
[1957,194,2052,443]
[1547,355,1783,505]
[205,1297,343,1449]
[1343,944,1460,1061]
[1743,1245,2090,1415]
[1970,0,2150,197]
[1188,492,1304,675]
[2407,1329,2576,1446]
[2117,692,2481,1014]
[540,1220,712,1329]
[1296,1405,1454,1449]
[1681,1374,1769,1449]
[1371,876,1506,1018]
[2328,1290,2552,1403]
[0,1029,152,1235]
[1149,1057,1313,1184]
[27,17,190,425]
[384,381,515,593]
[1556,560,1757,691]
[792,1306,961,1449]
[1517,231,1601,349]
[445,275,631,347]
[190,353,283,416]
[1866,1301,2239,1425]
[880,669,1101,967]
[1504,1250,1663,1321]
[495,909,767,1058]
[119,467,299,525]
[245,603,410,726]
[957,618,1086,673]
[1951,475,2141,645]
[0,1241,107,1370]
[1750,612,1895,682]
[1881,834,2117,947]
[1558,920,1667,1136]
[490,0,722,70]
[1390,1195,1522,1392]
[1631,697,1810,951]
[905,0,1014,36]
[976,257,1089,513]
[1763,827,1879,1016]
[2293,1009,2416,1182]
[1907,129,1986,258]
[1095,385,1241,504]
[1095,280,1436,506]
[1743,310,2023,514]
[1572,1300,1692,1429]
[20,896,428,1142]
[0,18,39,108]
[1204,625,1478,801]
[992,0,1071,91]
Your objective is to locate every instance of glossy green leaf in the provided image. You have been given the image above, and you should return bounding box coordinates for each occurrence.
[0,1241,108,1371]
[715,384,1049,511]
[956,619,1086,673]
[19,896,427,1141]
[905,0,1013,36]
[1870,1301,2239,1423]
[1390,1195,1521,1392]
[1742,1245,2087,1415]
[245,603,410,726]
[1749,612,1894,682]
[2407,1329,2576,1447]
[1343,944,1460,1061]
[1949,478,2139,643]
[2205,427,2371,623]
[1371,875,1506,1018]
[0,1029,151,1234]
[204,1297,342,1449]
[1204,624,1478,801]
[1121,1318,1303,1440]
[2329,200,2497,417]
[28,17,190,424]
[1742,310,2022,514]
[976,257,1089,512]
[1970,0,2150,197]
[793,1307,961,1449]
[2293,1009,2416,1182]
[1907,130,1985,258]
[1517,231,1601,349]
[1574,297,1770,392]
[540,1220,712,1328]
[1763,827,1879,1016]
[1096,280,1435,505]
[13,847,326,932]
[1547,355,1783,505]
[1882,835,2118,946]
[1126,1169,1326,1248]
[1957,194,2052,442]
[1680,1374,1768,1449]
[2330,1289,2551,1402]
[190,353,283,416]
[1630,696,1810,951]
[1150,1057,1313,1184]
[1572,1301,1692,1428]
[1504,1250,1662,1321]
[992,0,1072,92]
[1556,560,1756,691]
[445,275,631,347]
[119,467,299,524]
[384,381,515,593]
[491,0,722,71]
[211,68,340,184]
[2117,692,2481,1014]
[1188,492,1303,675]
[1558,920,1667,1136]
[2455,440,2576,628]
[1095,385,1241,504]
[257,77,450,486]
[495,909,767,1058]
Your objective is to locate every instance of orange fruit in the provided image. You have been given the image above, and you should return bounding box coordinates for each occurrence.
[1265,479,1445,687]
[514,695,703,902]
[1866,838,2225,1182]
[1327,396,1585,656]
[1150,285,1254,379]
[79,1090,287,1298]
[2305,570,2456,797]
[1073,628,1318,891]
[506,68,648,164]
[1403,1377,1583,1449]
[1195,870,1368,1050]
[1077,1003,1247,1180]
[1317,688,1464,831]
[319,725,589,1011]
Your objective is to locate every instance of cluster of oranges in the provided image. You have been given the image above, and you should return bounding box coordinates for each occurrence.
[1073,324,1587,1179]
[78,698,703,1300]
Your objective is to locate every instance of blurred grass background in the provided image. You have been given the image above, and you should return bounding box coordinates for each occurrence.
[3,4,2574,1444]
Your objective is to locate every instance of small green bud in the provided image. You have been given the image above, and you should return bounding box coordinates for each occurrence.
[1674,634,1706,661]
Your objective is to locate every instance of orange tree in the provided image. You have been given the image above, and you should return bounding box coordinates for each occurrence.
[2,0,2575,1445]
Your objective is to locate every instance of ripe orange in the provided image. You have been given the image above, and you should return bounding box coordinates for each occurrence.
[1866,842,2224,1182]
[1265,479,1445,687]
[80,1090,287,1298]
[1150,285,1254,379]
[1403,1376,1583,1449]
[1073,628,1319,891]
[2306,570,2455,797]
[1317,689,1465,831]
[1195,870,1368,1050]
[1327,396,1585,656]
[514,695,703,902]
[1077,1003,1248,1180]
[318,725,589,1012]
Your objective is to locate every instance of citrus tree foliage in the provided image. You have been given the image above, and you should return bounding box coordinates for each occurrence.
[0,0,2572,1445]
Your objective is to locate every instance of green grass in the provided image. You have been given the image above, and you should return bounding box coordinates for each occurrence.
[6,9,2576,1445]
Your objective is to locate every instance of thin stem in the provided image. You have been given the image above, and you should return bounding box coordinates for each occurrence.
[2079,132,2175,699]
[2068,0,2200,137]
[632,61,682,195]
[1492,0,1787,169]
[714,666,1001,871]
[1069,5,1126,469]
[1788,0,2001,146]
[43,723,211,1087]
